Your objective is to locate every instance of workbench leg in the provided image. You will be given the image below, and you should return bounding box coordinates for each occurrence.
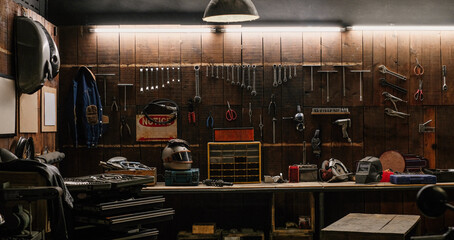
[319,192,324,230]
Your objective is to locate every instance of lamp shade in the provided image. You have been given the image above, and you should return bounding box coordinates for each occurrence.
[203,0,259,23]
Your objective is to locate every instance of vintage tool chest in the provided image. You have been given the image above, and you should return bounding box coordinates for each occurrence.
[208,142,261,183]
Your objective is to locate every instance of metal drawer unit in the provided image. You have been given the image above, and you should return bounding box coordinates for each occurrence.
[208,142,261,183]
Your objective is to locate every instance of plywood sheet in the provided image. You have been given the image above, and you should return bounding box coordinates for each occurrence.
[19,91,38,133]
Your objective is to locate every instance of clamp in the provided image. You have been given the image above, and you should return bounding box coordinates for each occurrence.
[419,120,435,133]
[383,91,407,112]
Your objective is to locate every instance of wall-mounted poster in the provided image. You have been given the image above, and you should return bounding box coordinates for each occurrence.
[0,76,16,136]
[41,86,57,132]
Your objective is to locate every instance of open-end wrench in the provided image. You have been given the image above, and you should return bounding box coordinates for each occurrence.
[442,65,448,91]
[241,65,246,88]
[161,67,165,88]
[247,64,252,90]
[231,65,235,85]
[379,78,407,94]
[226,65,230,83]
[236,65,241,86]
[288,65,292,80]
[172,67,175,82]
[194,65,201,103]
[378,65,407,81]
[139,68,144,93]
[273,64,278,87]
[278,64,282,85]
[211,64,214,78]
[166,67,170,85]
[222,65,224,79]
[294,65,297,77]
[151,67,154,91]
[251,65,257,96]
[206,65,209,77]
[155,67,159,90]
[283,65,288,83]
[351,70,371,102]
[177,67,180,83]
[216,65,219,79]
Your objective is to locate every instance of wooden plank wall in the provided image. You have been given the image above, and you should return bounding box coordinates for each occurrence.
[0,0,58,155]
[57,26,454,235]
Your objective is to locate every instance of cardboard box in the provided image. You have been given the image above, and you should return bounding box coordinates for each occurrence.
[107,168,157,186]
[192,223,216,234]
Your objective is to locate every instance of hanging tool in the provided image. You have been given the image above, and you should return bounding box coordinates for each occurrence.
[120,116,131,138]
[278,64,283,85]
[334,66,347,97]
[172,67,175,83]
[283,65,288,83]
[251,65,257,96]
[302,141,307,164]
[160,67,165,88]
[166,67,170,85]
[247,65,252,90]
[318,70,338,103]
[379,78,407,94]
[231,65,235,85]
[241,65,246,88]
[414,79,424,101]
[206,111,214,128]
[216,65,219,79]
[206,65,209,77]
[177,66,180,83]
[211,64,214,78]
[273,64,278,87]
[294,65,297,77]
[414,58,425,76]
[236,65,241,86]
[419,120,435,133]
[268,94,277,144]
[117,83,133,111]
[304,65,320,92]
[351,70,371,102]
[442,65,448,91]
[188,99,196,124]
[259,114,264,142]
[225,101,237,121]
[155,67,159,90]
[378,65,407,81]
[139,68,144,93]
[282,105,305,132]
[333,118,352,143]
[383,91,407,111]
[149,67,153,90]
[194,65,201,103]
[111,97,119,112]
[226,65,230,83]
[311,129,321,159]
[95,73,115,107]
[385,108,410,118]
[248,102,252,125]
[222,65,224,79]
[288,65,292,80]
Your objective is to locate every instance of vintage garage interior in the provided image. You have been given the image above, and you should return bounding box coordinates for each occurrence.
[1,0,454,239]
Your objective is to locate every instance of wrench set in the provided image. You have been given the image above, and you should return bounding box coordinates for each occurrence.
[272,64,297,87]
[138,65,181,93]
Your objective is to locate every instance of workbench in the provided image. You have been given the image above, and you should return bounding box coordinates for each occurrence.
[142,181,454,239]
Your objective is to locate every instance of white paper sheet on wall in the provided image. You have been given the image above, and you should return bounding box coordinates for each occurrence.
[0,76,16,135]
[44,92,56,126]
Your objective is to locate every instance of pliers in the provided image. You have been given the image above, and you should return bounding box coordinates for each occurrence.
[120,116,131,137]
[111,97,119,112]
[268,94,276,117]
[206,112,214,128]
[188,99,196,124]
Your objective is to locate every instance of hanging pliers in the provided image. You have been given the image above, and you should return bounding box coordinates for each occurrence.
[206,112,214,128]
[120,116,131,137]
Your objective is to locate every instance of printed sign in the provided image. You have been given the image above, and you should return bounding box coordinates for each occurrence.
[136,114,177,142]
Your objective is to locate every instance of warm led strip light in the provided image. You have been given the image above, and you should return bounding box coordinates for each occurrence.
[349,25,454,31]
[90,28,214,33]
[224,27,344,32]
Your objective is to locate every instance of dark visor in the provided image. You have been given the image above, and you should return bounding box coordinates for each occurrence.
[171,151,192,163]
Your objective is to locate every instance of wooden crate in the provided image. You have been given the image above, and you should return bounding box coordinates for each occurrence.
[321,213,421,240]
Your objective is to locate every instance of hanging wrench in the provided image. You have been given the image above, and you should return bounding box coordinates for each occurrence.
[283,65,288,83]
[247,64,252,90]
[236,65,241,86]
[226,65,230,83]
[177,67,180,83]
[251,65,257,96]
[172,67,175,82]
[442,65,448,91]
[155,67,159,90]
[241,65,246,88]
[288,65,292,80]
[139,68,144,93]
[211,64,214,78]
[151,67,154,91]
[231,65,236,85]
[273,64,278,87]
[294,65,297,77]
[194,65,201,103]
[278,64,282,85]
[161,67,165,88]
[216,65,219,79]
[206,65,209,77]
[222,65,224,79]
[378,65,407,81]
[166,67,170,85]
[379,78,407,94]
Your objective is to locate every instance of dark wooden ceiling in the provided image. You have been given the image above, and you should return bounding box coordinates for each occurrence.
[47,0,454,26]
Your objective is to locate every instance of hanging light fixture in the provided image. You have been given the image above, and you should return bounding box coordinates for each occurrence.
[203,0,259,23]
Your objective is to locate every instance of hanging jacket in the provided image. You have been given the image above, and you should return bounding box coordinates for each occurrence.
[69,66,103,147]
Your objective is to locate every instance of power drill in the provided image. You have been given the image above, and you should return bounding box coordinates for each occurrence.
[333,119,352,143]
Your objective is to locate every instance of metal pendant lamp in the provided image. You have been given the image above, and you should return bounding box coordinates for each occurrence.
[203,0,259,23]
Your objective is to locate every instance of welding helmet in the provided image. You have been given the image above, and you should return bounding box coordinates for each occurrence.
[162,139,192,170]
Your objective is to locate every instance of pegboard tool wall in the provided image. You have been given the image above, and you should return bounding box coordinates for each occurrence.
[0,0,58,155]
[57,26,454,179]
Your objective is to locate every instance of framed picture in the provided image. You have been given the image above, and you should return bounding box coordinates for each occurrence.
[0,75,16,137]
[41,86,57,132]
